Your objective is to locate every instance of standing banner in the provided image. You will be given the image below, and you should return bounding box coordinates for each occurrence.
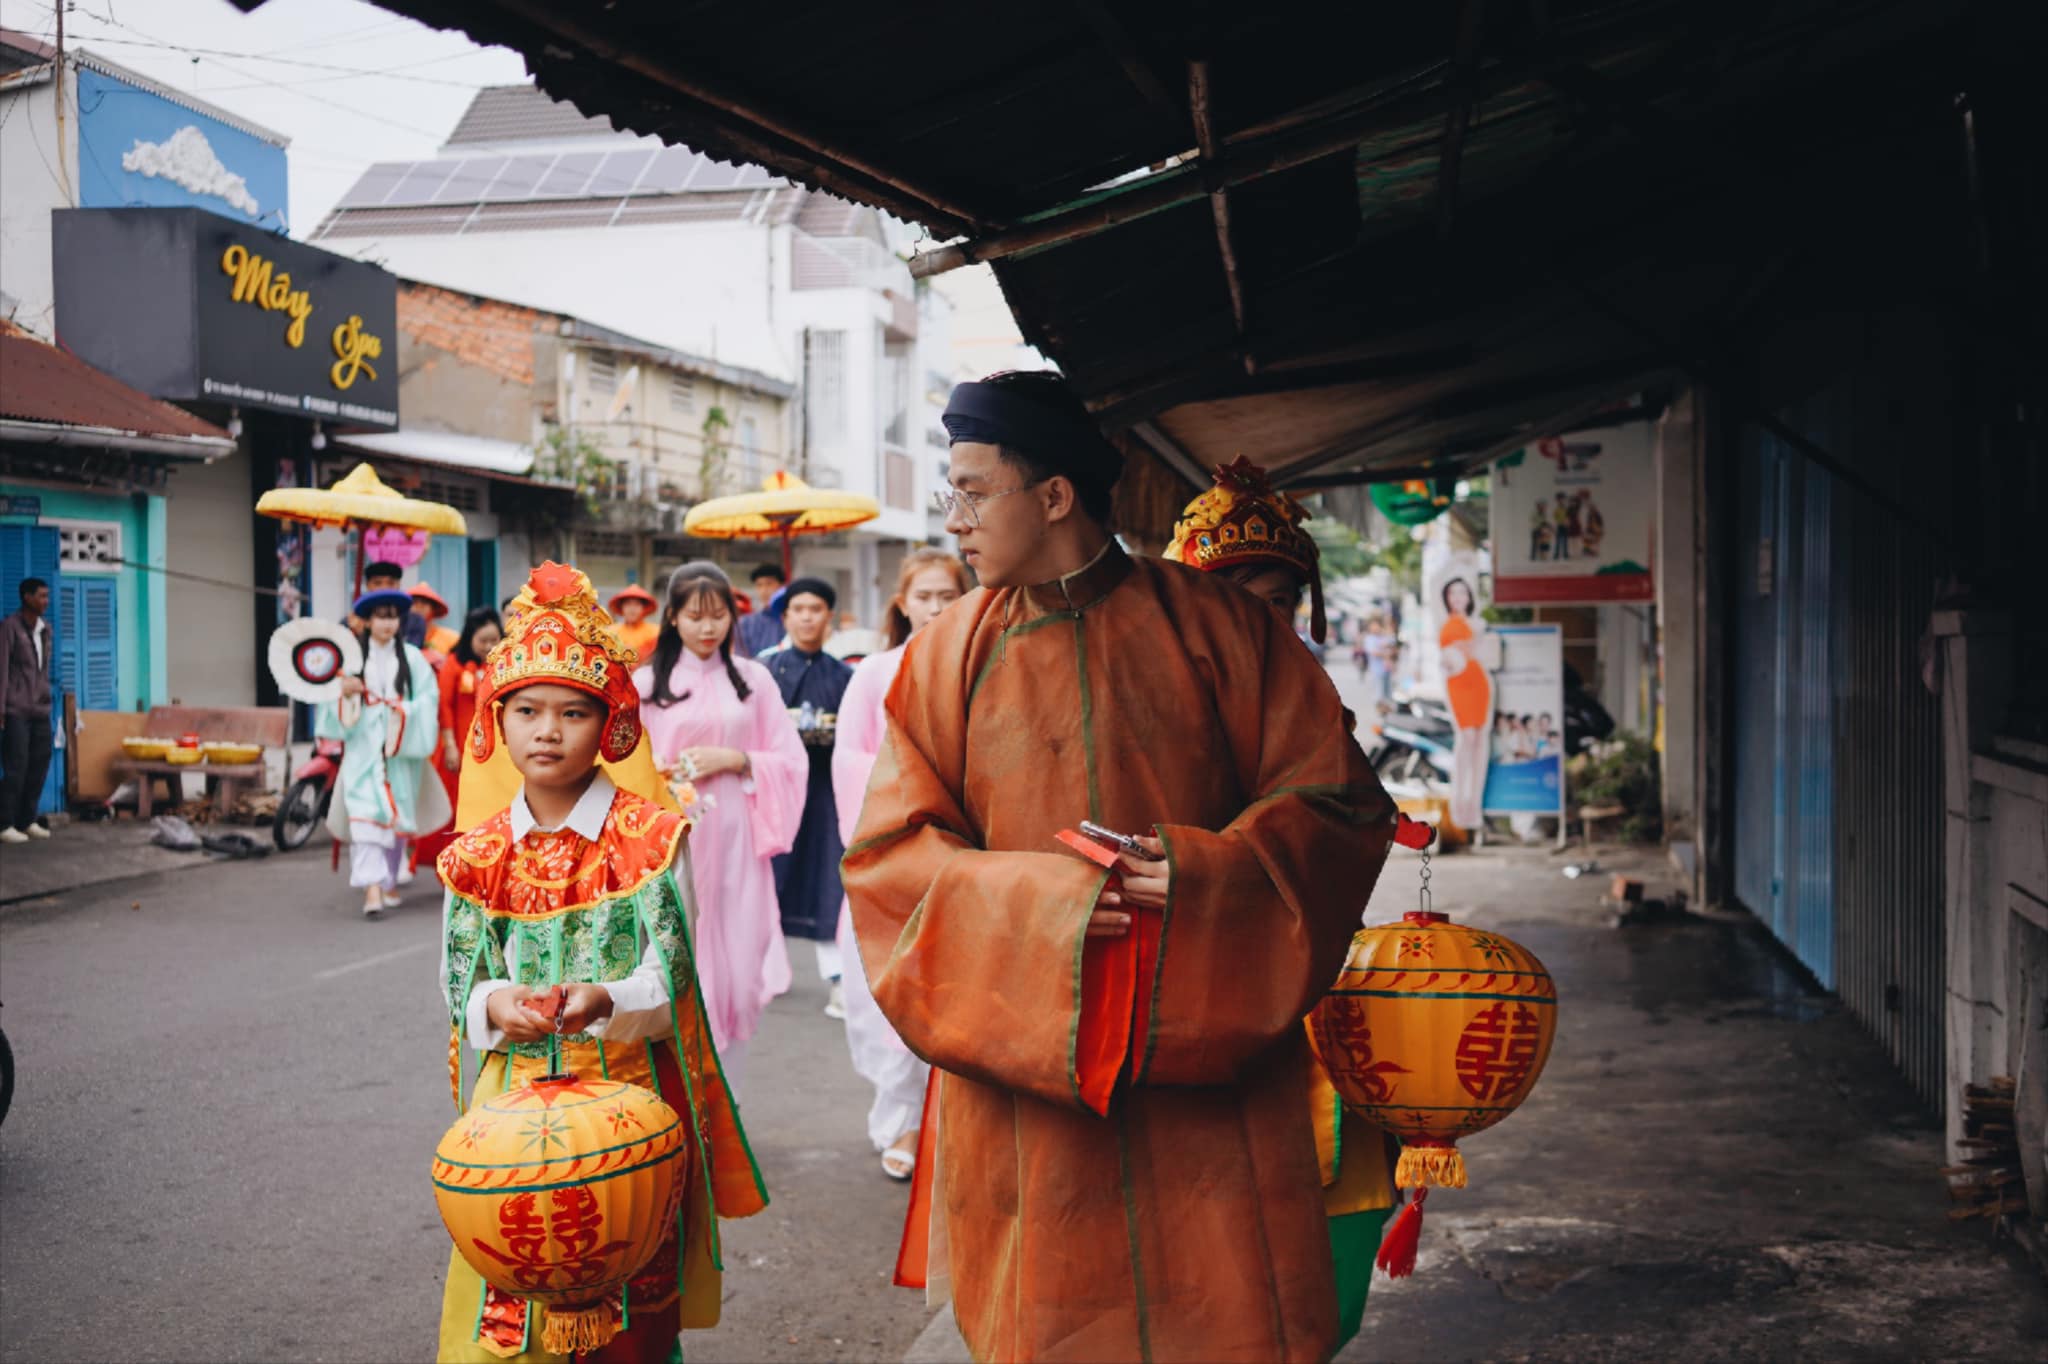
[1424,550,1496,830]
[1482,625,1567,820]
[1490,422,1654,603]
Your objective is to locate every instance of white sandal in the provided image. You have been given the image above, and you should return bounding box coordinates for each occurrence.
[881,1141,917,1182]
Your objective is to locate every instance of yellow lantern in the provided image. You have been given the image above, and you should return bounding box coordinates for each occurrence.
[432,1073,692,1356]
[1310,910,1558,1190]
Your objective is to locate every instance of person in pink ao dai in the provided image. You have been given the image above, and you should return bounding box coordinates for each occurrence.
[833,549,972,1179]
[635,561,808,1090]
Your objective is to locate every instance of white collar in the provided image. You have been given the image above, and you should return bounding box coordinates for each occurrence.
[510,770,617,843]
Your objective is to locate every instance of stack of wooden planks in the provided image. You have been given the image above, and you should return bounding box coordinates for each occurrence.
[1943,1076,2027,1224]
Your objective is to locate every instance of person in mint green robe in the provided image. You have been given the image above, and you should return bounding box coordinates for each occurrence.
[316,589,445,917]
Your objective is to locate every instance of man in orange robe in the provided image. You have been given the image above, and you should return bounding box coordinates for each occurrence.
[844,372,1397,1362]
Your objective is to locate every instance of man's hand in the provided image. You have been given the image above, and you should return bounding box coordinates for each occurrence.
[442,734,462,772]
[484,983,614,1041]
[1087,906,1132,938]
[1103,836,1169,910]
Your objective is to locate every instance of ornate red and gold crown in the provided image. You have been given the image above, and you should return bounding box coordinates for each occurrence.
[1165,456,1319,578]
[471,562,645,765]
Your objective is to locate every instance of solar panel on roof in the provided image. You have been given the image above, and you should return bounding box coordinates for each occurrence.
[690,160,747,190]
[537,152,604,198]
[436,157,507,203]
[483,155,554,202]
[641,146,699,194]
[337,163,411,209]
[387,160,458,207]
[588,149,654,198]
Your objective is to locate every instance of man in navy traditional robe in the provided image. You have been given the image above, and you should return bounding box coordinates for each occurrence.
[764,576,854,1004]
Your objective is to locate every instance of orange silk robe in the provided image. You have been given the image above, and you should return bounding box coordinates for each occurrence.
[843,542,1396,1363]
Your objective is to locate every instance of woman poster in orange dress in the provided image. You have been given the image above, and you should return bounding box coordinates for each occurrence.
[1437,575,1494,828]
[415,606,501,873]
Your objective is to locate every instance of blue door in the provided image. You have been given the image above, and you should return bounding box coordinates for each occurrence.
[0,525,65,815]
[1730,421,1836,988]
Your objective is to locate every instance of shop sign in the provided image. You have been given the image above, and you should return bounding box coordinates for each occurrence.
[1490,421,1654,603]
[52,207,399,430]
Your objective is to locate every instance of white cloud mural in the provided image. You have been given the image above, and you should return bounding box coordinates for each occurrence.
[121,126,260,217]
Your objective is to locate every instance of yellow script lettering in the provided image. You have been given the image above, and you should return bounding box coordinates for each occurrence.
[220,243,312,348]
[330,314,382,390]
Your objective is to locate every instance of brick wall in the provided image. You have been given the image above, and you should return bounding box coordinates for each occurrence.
[397,282,543,386]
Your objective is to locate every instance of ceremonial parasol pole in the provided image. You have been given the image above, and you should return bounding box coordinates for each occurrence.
[682,470,881,579]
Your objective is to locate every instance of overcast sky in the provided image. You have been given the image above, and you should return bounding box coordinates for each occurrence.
[0,0,527,232]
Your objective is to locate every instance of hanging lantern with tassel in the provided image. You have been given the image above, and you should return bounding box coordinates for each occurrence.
[432,1070,692,1356]
[1309,815,1559,1276]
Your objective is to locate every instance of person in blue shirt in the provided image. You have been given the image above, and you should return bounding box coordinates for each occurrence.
[735,563,786,657]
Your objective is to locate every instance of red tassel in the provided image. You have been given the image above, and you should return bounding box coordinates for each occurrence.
[1375,1187,1426,1278]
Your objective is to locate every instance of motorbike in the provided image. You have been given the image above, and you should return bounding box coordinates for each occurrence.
[273,736,344,852]
[1370,696,1456,791]
[1562,663,1615,755]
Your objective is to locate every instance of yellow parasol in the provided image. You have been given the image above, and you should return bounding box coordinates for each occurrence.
[258,462,468,603]
[256,461,468,535]
[682,469,880,578]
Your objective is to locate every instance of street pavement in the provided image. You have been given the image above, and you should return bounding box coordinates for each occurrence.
[4,653,2047,1362]
[0,848,935,1364]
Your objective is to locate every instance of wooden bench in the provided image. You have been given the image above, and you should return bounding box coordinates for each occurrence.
[114,705,291,818]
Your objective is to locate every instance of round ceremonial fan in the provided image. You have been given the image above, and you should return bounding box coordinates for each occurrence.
[268,617,363,704]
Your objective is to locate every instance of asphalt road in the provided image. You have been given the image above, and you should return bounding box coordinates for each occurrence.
[0,847,935,1364]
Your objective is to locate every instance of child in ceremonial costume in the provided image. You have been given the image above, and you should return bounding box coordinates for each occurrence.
[1165,457,1401,1350]
[435,562,767,1363]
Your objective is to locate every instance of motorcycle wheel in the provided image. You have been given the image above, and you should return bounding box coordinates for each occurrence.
[0,1025,13,1128]
[273,777,330,852]
[1375,745,1436,790]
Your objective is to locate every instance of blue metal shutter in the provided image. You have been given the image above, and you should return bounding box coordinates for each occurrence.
[57,577,119,711]
[0,524,59,608]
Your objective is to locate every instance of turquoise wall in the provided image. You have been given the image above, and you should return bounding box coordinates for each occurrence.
[0,483,163,711]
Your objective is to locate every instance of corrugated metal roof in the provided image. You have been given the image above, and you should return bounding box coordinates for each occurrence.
[359,0,1988,489]
[0,321,231,445]
[445,83,618,146]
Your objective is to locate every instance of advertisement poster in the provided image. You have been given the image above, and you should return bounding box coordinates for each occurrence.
[1490,421,1654,603]
[1425,550,1495,830]
[1481,625,1566,817]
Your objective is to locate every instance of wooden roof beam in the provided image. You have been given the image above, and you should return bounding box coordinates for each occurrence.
[1437,0,1485,236]
[1071,0,1185,130]
[1188,58,1252,374]
[1089,343,1476,431]
[911,50,1548,279]
[1127,421,1212,490]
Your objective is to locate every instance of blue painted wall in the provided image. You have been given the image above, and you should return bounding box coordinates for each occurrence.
[75,67,289,233]
[0,484,164,712]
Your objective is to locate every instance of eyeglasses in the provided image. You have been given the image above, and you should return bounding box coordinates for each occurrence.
[931,480,1044,527]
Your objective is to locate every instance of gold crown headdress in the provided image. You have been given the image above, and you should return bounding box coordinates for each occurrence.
[471,562,645,764]
[1165,457,1327,641]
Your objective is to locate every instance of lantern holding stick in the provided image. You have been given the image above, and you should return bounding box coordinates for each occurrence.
[1309,814,1559,1276]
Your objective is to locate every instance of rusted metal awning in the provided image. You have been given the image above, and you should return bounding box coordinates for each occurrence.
[322,0,2007,496]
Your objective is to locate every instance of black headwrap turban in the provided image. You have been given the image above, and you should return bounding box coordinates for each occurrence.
[941,378,1124,497]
